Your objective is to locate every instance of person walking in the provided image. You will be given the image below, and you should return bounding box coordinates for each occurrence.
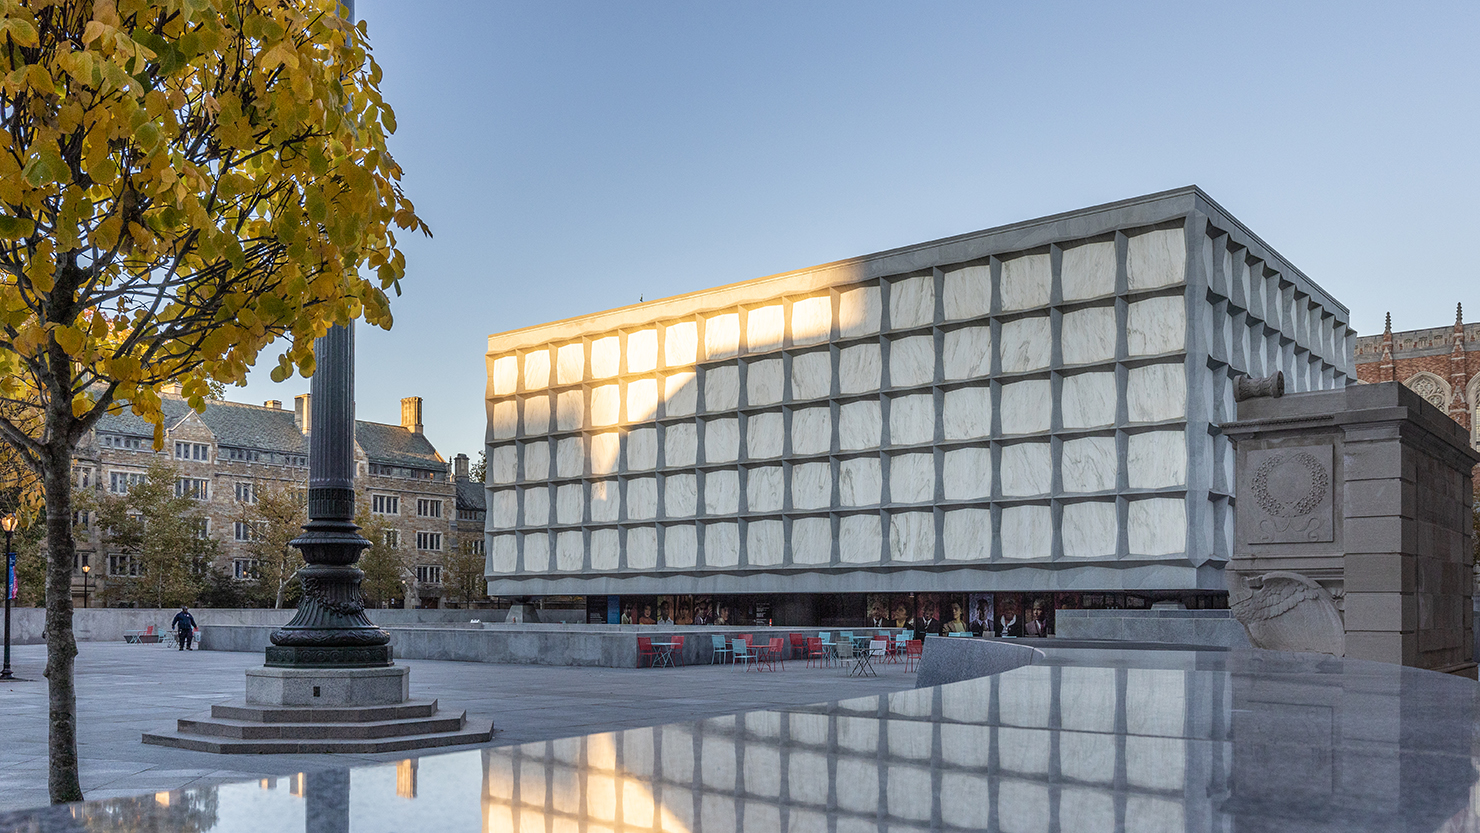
[172,605,198,651]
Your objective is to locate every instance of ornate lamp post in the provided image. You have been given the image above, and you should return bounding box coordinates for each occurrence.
[2,513,16,681]
[81,564,91,609]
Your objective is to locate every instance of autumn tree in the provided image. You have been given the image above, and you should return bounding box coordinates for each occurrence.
[468,449,485,483]
[442,538,485,609]
[242,480,305,608]
[0,1,425,802]
[91,461,216,608]
[353,507,405,608]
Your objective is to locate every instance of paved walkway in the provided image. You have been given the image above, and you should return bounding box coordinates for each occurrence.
[0,642,917,812]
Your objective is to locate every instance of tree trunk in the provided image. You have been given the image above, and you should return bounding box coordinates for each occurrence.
[42,441,82,803]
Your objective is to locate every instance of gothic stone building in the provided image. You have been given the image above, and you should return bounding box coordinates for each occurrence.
[70,392,463,607]
[1354,306,1480,453]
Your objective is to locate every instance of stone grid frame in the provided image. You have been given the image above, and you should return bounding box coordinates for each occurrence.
[484,188,1352,594]
[481,664,1223,831]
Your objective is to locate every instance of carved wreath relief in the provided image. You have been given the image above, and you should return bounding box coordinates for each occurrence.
[1240,445,1334,544]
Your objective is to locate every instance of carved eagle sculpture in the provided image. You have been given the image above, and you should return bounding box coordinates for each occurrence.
[1227,570,1345,657]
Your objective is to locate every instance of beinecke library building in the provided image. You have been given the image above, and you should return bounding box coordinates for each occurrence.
[482,186,1355,627]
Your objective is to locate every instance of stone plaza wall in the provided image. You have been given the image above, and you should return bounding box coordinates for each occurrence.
[484,187,1354,596]
[0,607,509,645]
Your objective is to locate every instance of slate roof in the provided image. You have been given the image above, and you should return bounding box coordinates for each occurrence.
[455,477,485,512]
[94,397,446,472]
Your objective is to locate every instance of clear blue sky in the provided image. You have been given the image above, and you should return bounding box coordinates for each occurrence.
[235,0,1479,461]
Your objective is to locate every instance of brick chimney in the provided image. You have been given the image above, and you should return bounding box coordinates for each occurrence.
[453,453,469,481]
[264,399,282,410]
[1449,303,1469,429]
[401,396,423,434]
[294,393,311,435]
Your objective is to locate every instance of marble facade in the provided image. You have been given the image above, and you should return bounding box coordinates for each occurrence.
[484,187,1353,595]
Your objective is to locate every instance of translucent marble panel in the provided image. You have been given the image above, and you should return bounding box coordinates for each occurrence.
[747,304,785,353]
[591,384,620,427]
[1061,240,1117,301]
[590,479,620,522]
[747,358,784,406]
[890,275,935,330]
[943,508,991,561]
[665,473,697,517]
[836,456,882,506]
[664,525,697,569]
[522,532,549,572]
[791,462,832,510]
[591,335,621,378]
[1000,442,1051,496]
[627,427,657,471]
[1061,307,1116,365]
[1000,505,1051,559]
[1127,363,1186,423]
[490,444,517,484]
[943,386,991,440]
[1127,431,1187,489]
[1126,228,1187,291]
[791,295,832,345]
[1128,498,1185,555]
[1000,316,1051,373]
[704,470,739,515]
[523,350,551,390]
[1000,253,1051,311]
[662,372,696,417]
[704,417,739,463]
[705,312,740,361]
[1062,500,1117,558]
[839,285,881,337]
[746,466,784,513]
[747,520,784,566]
[792,407,832,456]
[999,380,1050,435]
[943,264,991,320]
[492,355,518,395]
[522,395,550,435]
[1127,295,1186,356]
[745,411,784,458]
[792,517,832,565]
[1062,436,1117,493]
[839,344,882,394]
[556,437,584,477]
[590,528,619,571]
[664,320,698,367]
[943,326,991,381]
[522,487,549,527]
[490,534,517,573]
[839,401,882,450]
[522,440,549,482]
[491,400,518,440]
[791,350,832,400]
[555,390,583,431]
[627,527,657,570]
[1061,372,1117,430]
[627,330,658,373]
[556,530,583,569]
[839,514,882,563]
[704,365,739,411]
[889,453,935,503]
[557,343,584,385]
[491,488,517,528]
[888,511,935,562]
[890,394,936,445]
[943,446,991,500]
[627,478,657,520]
[619,378,652,423]
[704,523,740,567]
[889,335,935,388]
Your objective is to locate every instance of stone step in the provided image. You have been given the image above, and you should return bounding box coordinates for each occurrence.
[177,711,467,740]
[210,699,440,724]
[141,718,494,755]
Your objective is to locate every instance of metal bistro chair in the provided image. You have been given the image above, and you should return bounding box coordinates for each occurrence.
[805,637,829,669]
[834,637,854,672]
[711,634,734,665]
[904,639,924,672]
[637,636,658,668]
[669,635,686,666]
[733,638,760,671]
[788,632,807,660]
[890,632,909,663]
[765,637,786,671]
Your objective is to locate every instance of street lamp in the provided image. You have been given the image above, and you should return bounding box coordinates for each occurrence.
[81,564,91,609]
[1,513,17,681]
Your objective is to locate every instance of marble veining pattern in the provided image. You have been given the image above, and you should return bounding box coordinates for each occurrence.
[998,381,1050,435]
[839,401,882,450]
[590,335,620,378]
[1000,442,1051,496]
[704,365,739,411]
[664,473,697,518]
[889,453,935,503]
[792,462,832,510]
[1000,253,1051,311]
[747,520,784,566]
[747,466,784,513]
[589,384,620,427]
[1061,240,1116,300]
[888,511,935,561]
[748,304,785,353]
[705,312,740,361]
[943,264,991,320]
[490,445,516,484]
[704,417,740,464]
[791,517,832,564]
[1061,307,1116,365]
[943,508,992,560]
[1061,436,1117,493]
[626,527,657,569]
[626,428,657,471]
[704,522,740,567]
[663,524,697,569]
[665,423,697,467]
[889,335,936,388]
[792,407,832,456]
[839,285,881,337]
[839,457,883,506]
[943,447,991,500]
[747,358,784,406]
[491,355,517,395]
[840,514,882,563]
[791,350,832,400]
[589,480,619,522]
[523,349,550,389]
[522,440,549,482]
[1128,498,1186,555]
[1127,296,1186,356]
[662,372,695,417]
[1000,505,1052,559]
[840,344,882,394]
[521,395,549,435]
[1126,228,1187,291]
[555,390,583,431]
[704,470,740,515]
[626,477,657,520]
[556,342,584,385]
[556,530,582,571]
[589,528,619,570]
[489,533,516,572]
[1000,316,1051,373]
[490,400,517,439]
[1127,431,1187,489]
[589,432,619,476]
[943,326,991,381]
[890,394,936,446]
[792,295,833,345]
[1061,372,1117,430]
[745,412,784,458]
[491,489,516,528]
[890,275,935,330]
[522,532,549,572]
[1062,500,1117,558]
[1127,364,1187,423]
[626,330,658,373]
[664,320,698,366]
[555,437,583,478]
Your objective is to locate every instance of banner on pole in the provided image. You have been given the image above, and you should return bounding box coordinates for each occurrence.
[6,553,14,601]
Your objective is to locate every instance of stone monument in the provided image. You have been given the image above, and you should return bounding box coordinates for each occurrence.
[1223,378,1478,675]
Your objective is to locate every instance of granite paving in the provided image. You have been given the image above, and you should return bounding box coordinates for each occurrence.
[0,641,916,812]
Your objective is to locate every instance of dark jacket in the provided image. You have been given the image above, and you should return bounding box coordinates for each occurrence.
[171,610,197,633]
[911,617,942,641]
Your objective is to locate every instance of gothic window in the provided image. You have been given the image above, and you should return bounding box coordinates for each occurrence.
[1404,372,1450,410]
